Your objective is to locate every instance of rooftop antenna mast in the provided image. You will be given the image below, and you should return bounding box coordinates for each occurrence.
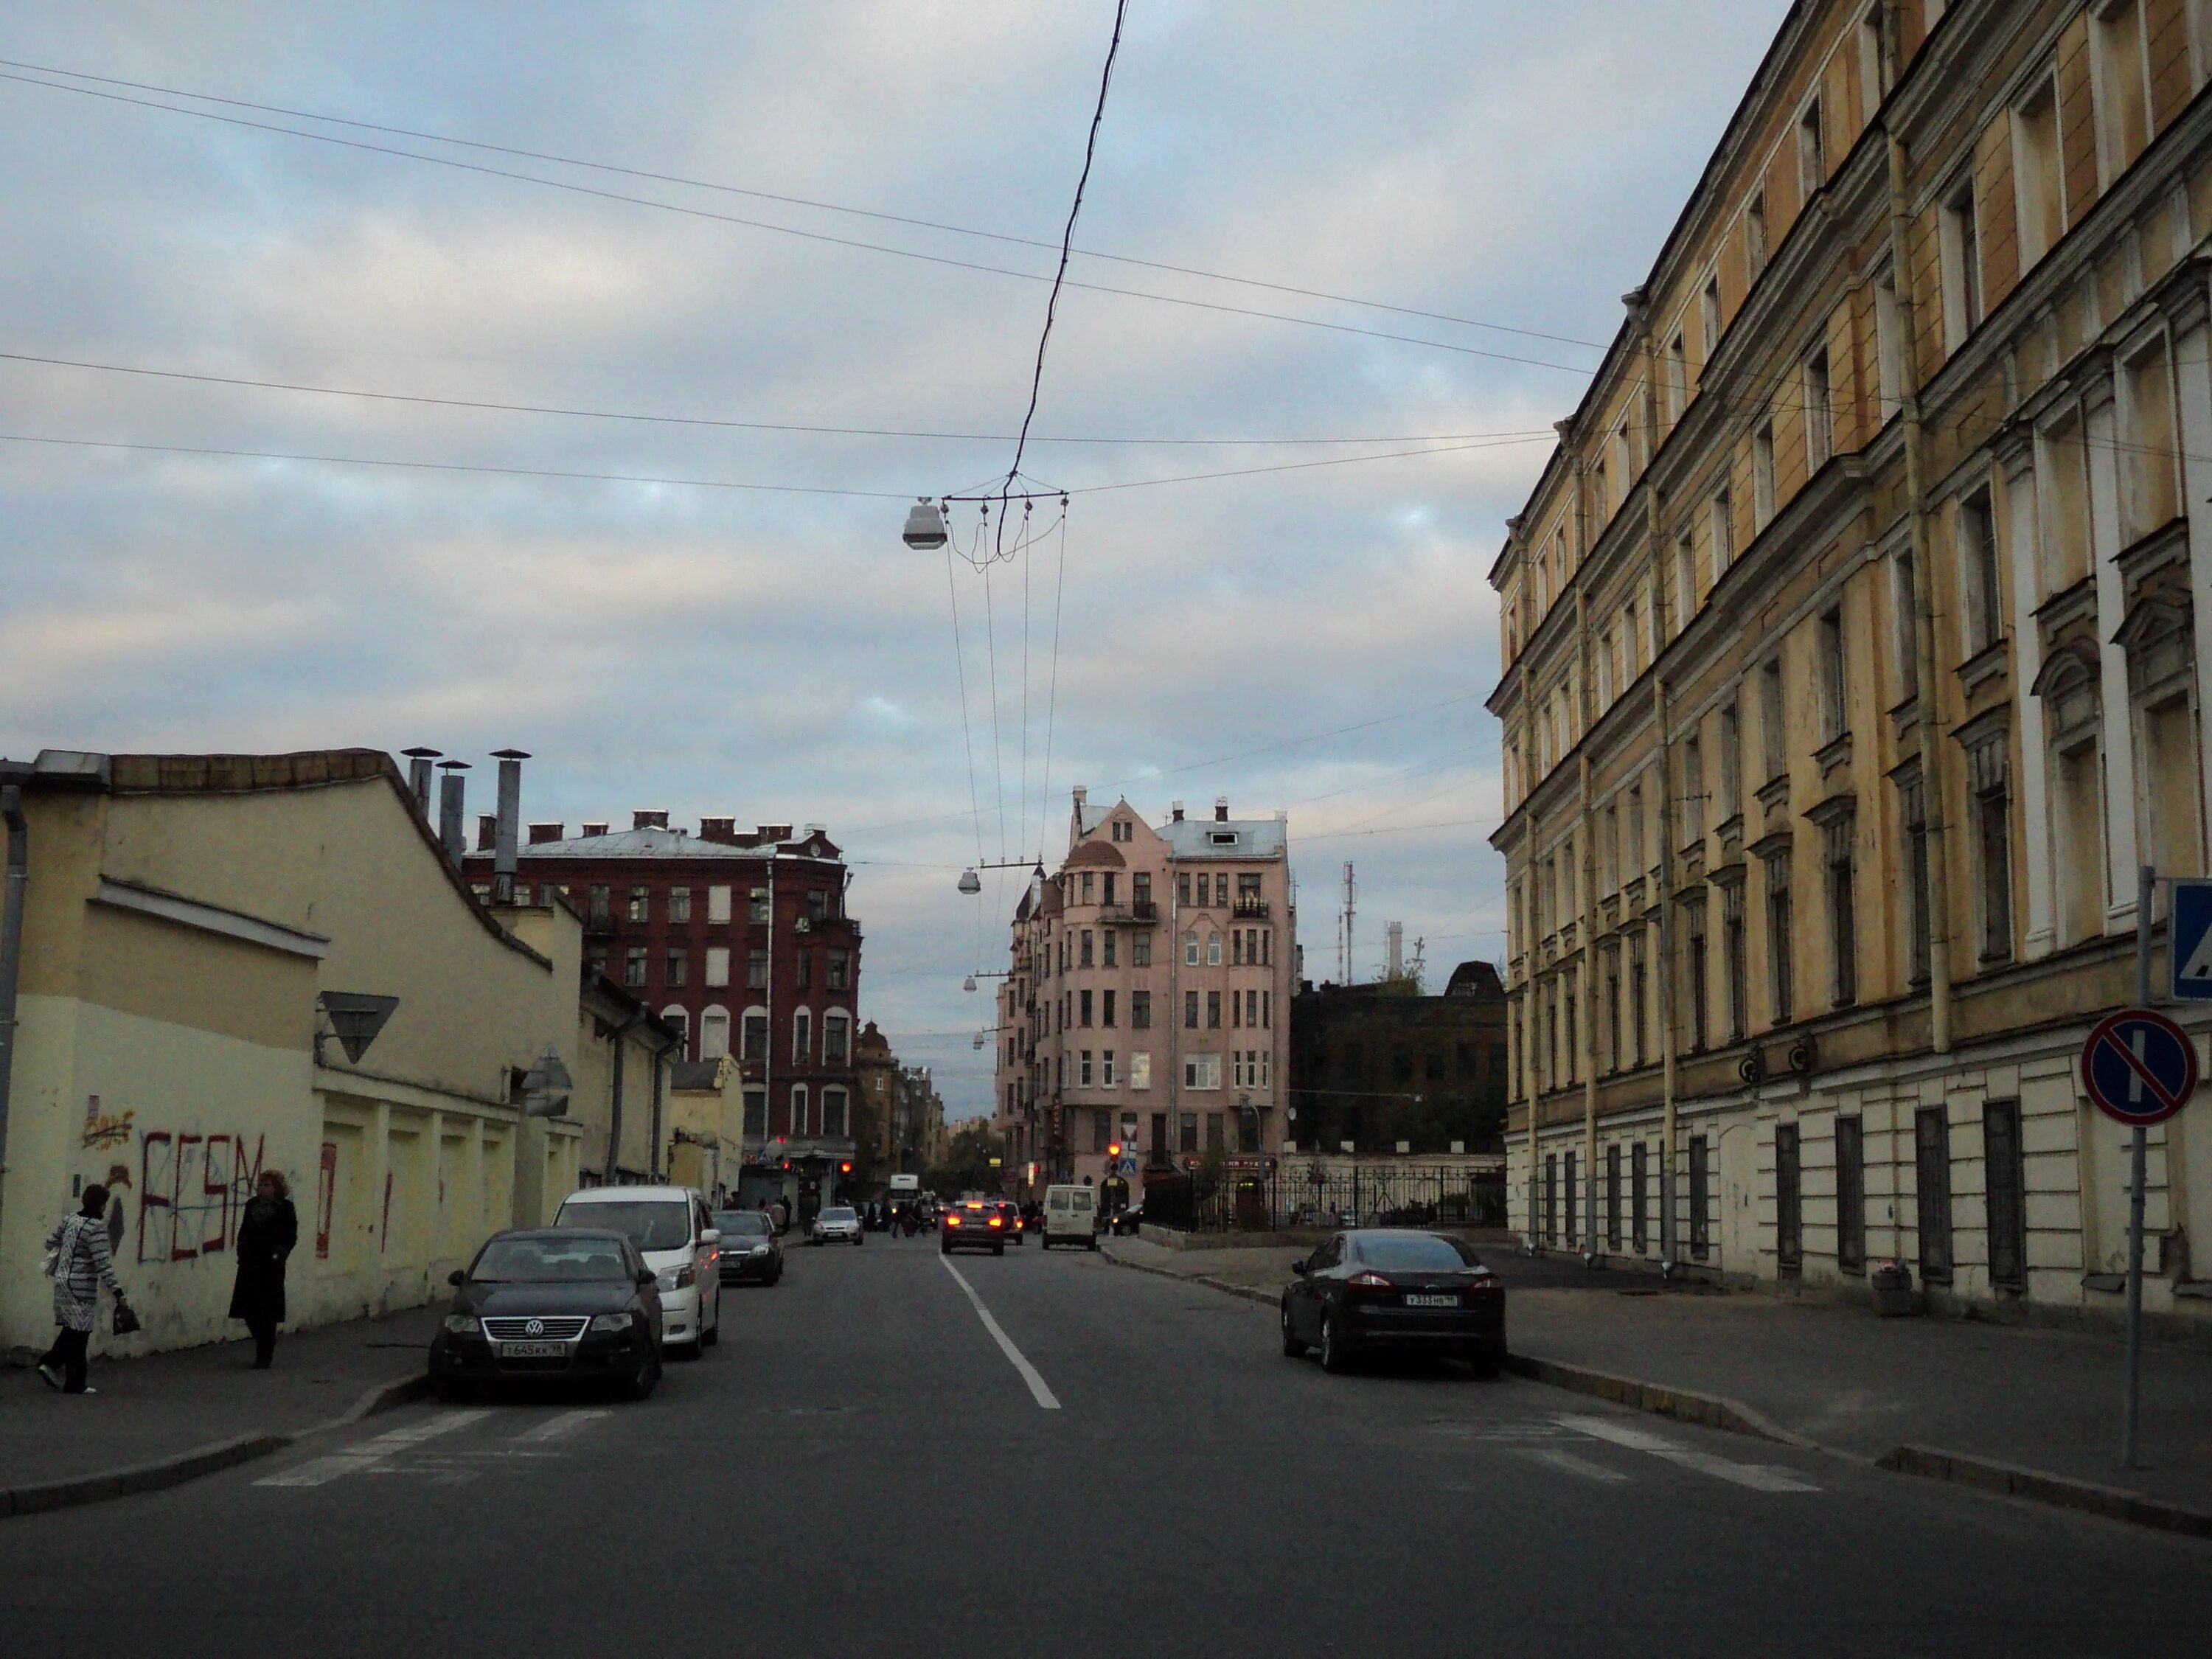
[1340,860,1357,985]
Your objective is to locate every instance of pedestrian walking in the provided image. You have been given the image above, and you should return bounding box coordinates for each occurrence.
[39,1183,129,1395]
[229,1169,299,1369]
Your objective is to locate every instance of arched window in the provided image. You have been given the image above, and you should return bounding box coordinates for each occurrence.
[793,1007,813,1064]
[823,1012,851,1066]
[660,1005,690,1060]
[741,1005,769,1062]
[823,1088,849,1138]
[698,1005,731,1060]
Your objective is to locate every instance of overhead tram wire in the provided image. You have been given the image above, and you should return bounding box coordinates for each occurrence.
[0,68,1596,380]
[0,55,1610,355]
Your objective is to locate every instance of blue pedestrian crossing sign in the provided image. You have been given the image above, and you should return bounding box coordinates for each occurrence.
[2174,879,2212,999]
[2081,1009,2197,1127]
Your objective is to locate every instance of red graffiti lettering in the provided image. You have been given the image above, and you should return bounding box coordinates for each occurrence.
[138,1131,172,1265]
[202,1134,232,1254]
[170,1134,203,1260]
[316,1141,336,1260]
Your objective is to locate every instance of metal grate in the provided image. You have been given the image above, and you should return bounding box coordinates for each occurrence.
[484,1316,588,1342]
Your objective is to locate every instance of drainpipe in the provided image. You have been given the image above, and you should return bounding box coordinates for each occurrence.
[1886,4,1954,1056]
[0,785,27,1244]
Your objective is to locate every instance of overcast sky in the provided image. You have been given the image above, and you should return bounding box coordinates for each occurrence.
[0,1,1783,1117]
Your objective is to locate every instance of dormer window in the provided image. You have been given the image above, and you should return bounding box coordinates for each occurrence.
[1210,830,1238,846]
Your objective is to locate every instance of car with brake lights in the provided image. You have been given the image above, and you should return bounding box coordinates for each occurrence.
[1280,1229,1504,1377]
[428,1228,663,1401]
[941,1199,1008,1255]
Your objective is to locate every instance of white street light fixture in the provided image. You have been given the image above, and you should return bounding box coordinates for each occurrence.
[902,498,950,550]
[963,975,978,992]
[958,868,982,894]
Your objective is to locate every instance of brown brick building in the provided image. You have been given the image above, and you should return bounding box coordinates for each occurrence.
[1290,961,1509,1155]
[463,812,861,1206]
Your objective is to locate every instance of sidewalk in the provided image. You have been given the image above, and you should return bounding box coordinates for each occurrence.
[1,1307,439,1511]
[1103,1236,2212,1531]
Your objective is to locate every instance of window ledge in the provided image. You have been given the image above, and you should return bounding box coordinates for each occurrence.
[1813,729,1854,779]
[1955,636,2009,695]
[1754,773,1791,813]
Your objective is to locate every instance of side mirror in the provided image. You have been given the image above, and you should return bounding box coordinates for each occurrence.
[448,1269,467,1287]
[637,1269,657,1288]
[700,1228,720,1245]
[1290,1262,1307,1277]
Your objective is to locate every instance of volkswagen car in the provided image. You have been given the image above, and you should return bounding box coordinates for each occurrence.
[428,1228,663,1400]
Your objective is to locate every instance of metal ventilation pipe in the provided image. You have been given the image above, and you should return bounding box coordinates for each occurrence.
[493,749,529,903]
[437,760,470,864]
[403,747,441,818]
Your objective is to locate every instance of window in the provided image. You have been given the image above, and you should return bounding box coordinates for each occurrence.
[1860,4,1891,122]
[1824,815,1858,1008]
[824,1014,849,1066]
[1752,417,1776,530]
[1631,1141,1650,1253]
[1131,990,1151,1029]
[1079,930,1093,968]
[2013,73,2063,268]
[793,1009,811,1063]
[2121,338,2180,540]
[742,1088,765,1138]
[661,1006,689,1057]
[664,948,689,989]
[1206,991,1221,1029]
[1206,933,1222,967]
[1836,1114,1866,1273]
[1681,735,1705,848]
[746,948,768,990]
[705,947,731,988]
[707,885,732,925]
[1133,872,1151,906]
[1184,990,1199,1029]
[1688,1134,1711,1259]
[1081,872,1095,903]
[1102,1050,1117,1087]
[822,1089,849,1139]
[1687,898,1709,1051]
[1094,1110,1112,1152]
[1891,549,1920,704]
[1818,607,1848,743]
[1745,190,1767,279]
[1797,96,1824,198]
[1177,872,1192,907]
[1776,1122,1803,1276]
[1765,848,1795,1025]
[1700,271,1722,363]
[1709,490,1733,584]
[1719,702,1742,821]
[1985,1101,2025,1291]
[1804,347,1832,471]
[1958,489,2001,655]
[1103,930,1117,968]
[1543,1154,1558,1244]
[1103,989,1117,1027]
[1628,785,1645,877]
[700,1009,731,1060]
[1079,1051,1094,1088]
[2092,0,2152,182]
[1132,931,1151,967]
[667,886,692,925]
[1079,989,1093,1028]
[1666,332,1687,423]
[827,949,849,991]
[623,945,647,988]
[1130,1051,1152,1090]
[1590,458,1609,524]
[795,949,811,990]
[748,887,769,923]
[1184,931,1199,967]
[1183,1053,1220,1091]
[1976,779,2014,964]
[1565,1150,1579,1246]
[1916,1106,1953,1285]
[741,1011,768,1061]
[1606,1143,1623,1251]
[1674,529,1697,633]
[588,883,611,925]
[625,886,649,924]
[1760,658,1786,781]
[1203,1112,1225,1152]
[1604,944,1621,1071]
[1722,879,1747,1040]
[1899,766,1933,985]
[1874,265,1903,422]
[1939,175,1981,351]
[790,1085,809,1138]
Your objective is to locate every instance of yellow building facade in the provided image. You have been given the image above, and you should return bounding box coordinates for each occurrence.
[1490,0,2212,1322]
[0,749,675,1357]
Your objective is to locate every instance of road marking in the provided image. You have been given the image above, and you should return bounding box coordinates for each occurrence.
[254,1408,489,1487]
[1557,1415,1820,1492]
[937,1254,1060,1410]
[514,1408,608,1443]
[1520,1446,1633,1484]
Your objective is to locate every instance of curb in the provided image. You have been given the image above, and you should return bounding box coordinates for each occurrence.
[1874,1443,2212,1540]
[0,1368,428,1520]
[1101,1245,1276,1307]
[1500,1353,1817,1449]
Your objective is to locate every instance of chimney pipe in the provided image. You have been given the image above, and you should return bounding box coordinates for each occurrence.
[1171,801,1184,822]
[493,749,529,903]
[1386,920,1404,979]
[581,821,609,838]
[437,761,470,864]
[476,813,498,853]
[528,821,565,845]
[402,748,441,818]
[1215,796,1229,822]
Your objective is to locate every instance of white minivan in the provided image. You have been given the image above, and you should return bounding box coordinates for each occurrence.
[1042,1183,1099,1250]
[554,1185,722,1356]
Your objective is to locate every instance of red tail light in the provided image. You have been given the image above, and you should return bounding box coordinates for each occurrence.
[988,1217,1004,1228]
[1346,1270,1391,1290]
[946,1216,961,1227]
[1466,1276,1502,1295]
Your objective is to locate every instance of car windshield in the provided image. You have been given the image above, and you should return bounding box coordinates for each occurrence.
[1354,1234,1479,1272]
[819,1207,856,1223]
[554,1199,691,1251]
[471,1234,630,1283]
[715,1211,772,1236]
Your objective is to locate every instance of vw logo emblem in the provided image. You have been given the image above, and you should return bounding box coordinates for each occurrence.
[524,1318,545,1336]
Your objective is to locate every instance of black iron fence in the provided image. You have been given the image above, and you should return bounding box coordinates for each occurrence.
[1144,1161,1505,1233]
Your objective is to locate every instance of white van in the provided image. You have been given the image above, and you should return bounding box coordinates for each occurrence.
[554,1185,723,1356]
[1042,1183,1099,1251]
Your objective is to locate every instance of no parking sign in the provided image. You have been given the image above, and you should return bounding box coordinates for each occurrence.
[2080,1008,2197,1127]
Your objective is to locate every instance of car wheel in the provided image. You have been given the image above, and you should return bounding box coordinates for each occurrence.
[1280,1301,1307,1358]
[993,1242,1004,1256]
[432,1374,473,1404]
[1088,1237,1099,1251]
[1320,1311,1354,1374]
[627,1352,661,1401]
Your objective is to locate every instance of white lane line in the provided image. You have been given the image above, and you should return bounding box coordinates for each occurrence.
[1520,1446,1633,1484]
[937,1254,1061,1410]
[1557,1415,1820,1492]
[254,1408,490,1487]
[514,1408,608,1443]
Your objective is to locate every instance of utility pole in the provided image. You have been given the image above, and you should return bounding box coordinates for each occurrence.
[1340,860,1357,984]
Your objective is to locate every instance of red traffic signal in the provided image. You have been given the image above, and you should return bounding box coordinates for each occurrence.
[839,1161,853,1174]
[1107,1141,1122,1158]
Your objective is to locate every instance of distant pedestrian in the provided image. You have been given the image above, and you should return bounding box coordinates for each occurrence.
[229,1170,299,1370]
[39,1183,129,1395]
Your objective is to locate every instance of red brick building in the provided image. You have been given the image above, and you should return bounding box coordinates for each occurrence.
[463,811,861,1208]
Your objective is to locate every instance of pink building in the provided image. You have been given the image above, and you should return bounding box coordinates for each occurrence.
[993,788,1295,1198]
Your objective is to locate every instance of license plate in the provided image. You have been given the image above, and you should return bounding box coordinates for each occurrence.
[1402,1293,1458,1308]
[500,1340,568,1359]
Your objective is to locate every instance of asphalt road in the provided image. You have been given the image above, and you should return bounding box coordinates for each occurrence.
[7,1231,2211,1658]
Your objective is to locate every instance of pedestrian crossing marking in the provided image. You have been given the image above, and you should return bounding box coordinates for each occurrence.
[1557,1414,1820,1492]
[255,1408,489,1487]
[515,1408,608,1442]
[1521,1446,1632,1484]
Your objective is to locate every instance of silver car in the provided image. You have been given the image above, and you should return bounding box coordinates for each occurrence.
[809,1205,863,1246]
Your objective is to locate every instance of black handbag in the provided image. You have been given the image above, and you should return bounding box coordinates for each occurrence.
[111,1298,142,1336]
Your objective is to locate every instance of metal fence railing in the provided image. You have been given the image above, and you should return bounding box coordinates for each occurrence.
[1141,1163,1506,1233]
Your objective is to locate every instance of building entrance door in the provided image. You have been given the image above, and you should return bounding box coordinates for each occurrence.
[1719,1121,1758,1276]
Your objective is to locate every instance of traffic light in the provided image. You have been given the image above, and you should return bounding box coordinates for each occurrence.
[1107,1141,1122,1158]
[839,1161,853,1175]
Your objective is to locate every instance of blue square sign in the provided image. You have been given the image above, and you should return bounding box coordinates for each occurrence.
[2172,879,2212,1000]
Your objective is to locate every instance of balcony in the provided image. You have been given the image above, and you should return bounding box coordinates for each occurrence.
[1099,900,1158,925]
[1231,895,1270,920]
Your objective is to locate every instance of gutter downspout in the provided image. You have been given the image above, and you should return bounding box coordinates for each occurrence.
[1639,308,1683,1276]
[1886,4,1954,1058]
[0,785,27,1245]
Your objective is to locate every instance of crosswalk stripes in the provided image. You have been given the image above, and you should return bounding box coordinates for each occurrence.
[254,1406,616,1490]
[1554,1414,1822,1492]
[254,1409,490,1487]
[513,1408,610,1443]
[1520,1445,1634,1485]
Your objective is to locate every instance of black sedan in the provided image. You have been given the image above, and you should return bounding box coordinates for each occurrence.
[712,1208,784,1285]
[428,1228,664,1401]
[940,1199,1009,1255]
[1280,1230,1503,1377]
[1102,1201,1144,1237]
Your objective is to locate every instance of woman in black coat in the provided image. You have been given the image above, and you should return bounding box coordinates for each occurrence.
[230,1169,299,1369]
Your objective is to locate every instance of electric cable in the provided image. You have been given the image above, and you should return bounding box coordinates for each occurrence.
[943,546,987,867]
[1037,504,1070,864]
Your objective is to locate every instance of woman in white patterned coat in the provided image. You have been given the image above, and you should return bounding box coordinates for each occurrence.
[41,1183,126,1394]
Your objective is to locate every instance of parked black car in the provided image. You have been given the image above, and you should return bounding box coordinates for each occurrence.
[1279,1230,1503,1377]
[712,1208,784,1285]
[428,1228,664,1401]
